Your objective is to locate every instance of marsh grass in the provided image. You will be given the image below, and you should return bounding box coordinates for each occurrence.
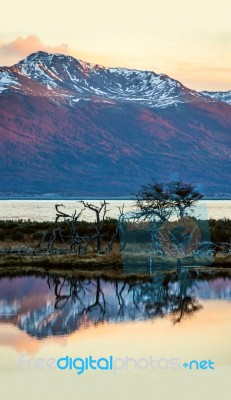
[0,218,230,273]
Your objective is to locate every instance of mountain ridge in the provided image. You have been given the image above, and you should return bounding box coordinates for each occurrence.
[201,89,231,105]
[0,51,223,108]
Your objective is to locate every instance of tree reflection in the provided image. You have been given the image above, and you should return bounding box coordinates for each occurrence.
[17,268,203,337]
[170,268,202,324]
[2,268,229,338]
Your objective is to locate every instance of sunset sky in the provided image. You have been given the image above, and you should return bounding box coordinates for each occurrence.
[0,0,230,91]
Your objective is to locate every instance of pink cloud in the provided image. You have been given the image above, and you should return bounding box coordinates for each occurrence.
[0,35,118,69]
[0,35,70,66]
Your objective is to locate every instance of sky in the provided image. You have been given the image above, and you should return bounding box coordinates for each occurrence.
[0,0,230,91]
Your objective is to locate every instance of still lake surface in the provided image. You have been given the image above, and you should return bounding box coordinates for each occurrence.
[0,199,231,221]
[0,200,231,399]
[1,270,231,399]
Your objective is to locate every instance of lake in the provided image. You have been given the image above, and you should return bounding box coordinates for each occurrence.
[0,268,231,399]
[0,199,231,221]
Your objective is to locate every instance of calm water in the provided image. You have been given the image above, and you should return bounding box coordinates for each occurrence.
[0,199,231,221]
[1,270,231,338]
[0,269,231,399]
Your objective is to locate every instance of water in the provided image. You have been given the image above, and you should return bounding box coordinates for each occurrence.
[0,200,230,221]
[1,271,231,337]
[0,269,231,399]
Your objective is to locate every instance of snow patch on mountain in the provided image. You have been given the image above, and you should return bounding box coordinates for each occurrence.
[0,71,20,93]
[201,90,231,105]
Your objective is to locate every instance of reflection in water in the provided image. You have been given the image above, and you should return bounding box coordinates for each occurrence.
[0,269,231,338]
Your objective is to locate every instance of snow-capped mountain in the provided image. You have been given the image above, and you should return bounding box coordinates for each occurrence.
[0,51,211,108]
[201,90,231,105]
[0,51,231,198]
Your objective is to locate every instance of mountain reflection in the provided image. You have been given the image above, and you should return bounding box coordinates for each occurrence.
[0,269,231,338]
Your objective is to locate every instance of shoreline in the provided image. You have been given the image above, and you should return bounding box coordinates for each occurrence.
[1,197,231,200]
[0,263,231,282]
[0,253,231,281]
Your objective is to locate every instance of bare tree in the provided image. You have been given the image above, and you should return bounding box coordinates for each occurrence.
[47,201,118,255]
[134,181,173,222]
[168,181,203,219]
[117,204,128,251]
[80,200,115,254]
[134,180,202,221]
[131,180,203,258]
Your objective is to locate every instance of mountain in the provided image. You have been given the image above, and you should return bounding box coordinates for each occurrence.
[201,90,231,105]
[0,51,231,198]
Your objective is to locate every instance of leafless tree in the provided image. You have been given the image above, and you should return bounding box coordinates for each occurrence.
[80,200,117,254]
